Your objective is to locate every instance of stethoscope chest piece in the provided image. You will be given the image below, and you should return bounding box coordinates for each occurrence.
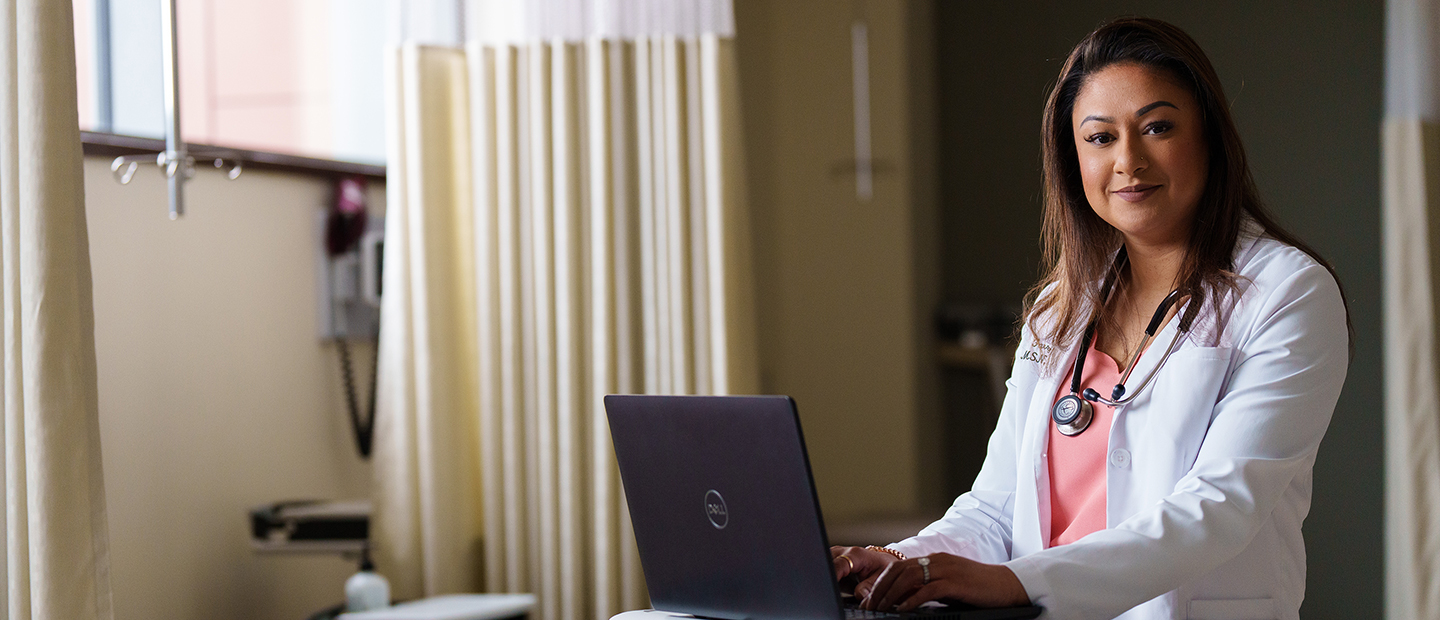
[1052,393,1093,437]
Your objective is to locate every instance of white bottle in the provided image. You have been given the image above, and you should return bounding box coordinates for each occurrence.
[345,549,391,612]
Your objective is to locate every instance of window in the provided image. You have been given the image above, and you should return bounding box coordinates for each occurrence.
[74,0,388,165]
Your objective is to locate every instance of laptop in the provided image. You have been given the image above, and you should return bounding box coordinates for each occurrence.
[604,395,1042,620]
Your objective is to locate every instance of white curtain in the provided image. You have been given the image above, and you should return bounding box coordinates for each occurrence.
[1386,0,1440,618]
[374,2,757,619]
[0,1,113,619]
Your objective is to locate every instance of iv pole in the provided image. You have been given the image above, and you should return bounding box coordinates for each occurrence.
[159,0,185,219]
[106,0,242,219]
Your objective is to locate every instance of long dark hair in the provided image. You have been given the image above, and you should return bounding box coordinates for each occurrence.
[1024,16,1350,363]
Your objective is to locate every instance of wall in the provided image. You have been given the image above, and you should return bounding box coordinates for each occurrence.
[734,0,942,522]
[933,3,1383,618]
[85,158,380,620]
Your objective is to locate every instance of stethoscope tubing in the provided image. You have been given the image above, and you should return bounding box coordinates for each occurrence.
[1081,321,1189,408]
[1052,250,1201,435]
[1114,289,1187,388]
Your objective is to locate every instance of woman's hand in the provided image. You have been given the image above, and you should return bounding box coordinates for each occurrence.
[830,546,899,598]
[859,553,1029,611]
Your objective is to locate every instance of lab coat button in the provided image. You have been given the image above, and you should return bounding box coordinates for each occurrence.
[1110,448,1131,468]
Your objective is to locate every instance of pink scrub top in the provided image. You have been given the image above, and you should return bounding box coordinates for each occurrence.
[1047,340,1122,548]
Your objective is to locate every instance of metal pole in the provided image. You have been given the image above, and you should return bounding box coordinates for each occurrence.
[850,19,872,203]
[94,0,112,131]
[160,0,185,219]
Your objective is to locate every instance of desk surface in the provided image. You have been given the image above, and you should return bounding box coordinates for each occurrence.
[612,606,1043,620]
[340,594,536,620]
[612,611,693,620]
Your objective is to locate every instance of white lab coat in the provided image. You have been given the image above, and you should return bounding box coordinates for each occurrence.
[889,233,1349,620]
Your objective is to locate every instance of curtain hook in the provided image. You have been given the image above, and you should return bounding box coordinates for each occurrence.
[110,156,140,185]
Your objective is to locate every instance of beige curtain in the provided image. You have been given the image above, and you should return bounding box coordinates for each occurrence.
[1386,0,1440,618]
[375,3,757,619]
[375,44,483,599]
[0,1,113,619]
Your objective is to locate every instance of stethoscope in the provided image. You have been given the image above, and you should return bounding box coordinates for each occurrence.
[1051,251,1199,437]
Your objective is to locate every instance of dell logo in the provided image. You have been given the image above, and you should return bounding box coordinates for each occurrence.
[704,489,729,529]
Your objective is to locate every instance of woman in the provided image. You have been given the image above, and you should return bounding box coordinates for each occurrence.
[831,17,1350,620]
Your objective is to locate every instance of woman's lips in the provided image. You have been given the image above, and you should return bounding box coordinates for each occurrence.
[1113,183,1160,203]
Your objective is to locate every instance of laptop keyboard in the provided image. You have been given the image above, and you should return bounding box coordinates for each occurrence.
[845,608,905,619]
[843,604,970,619]
[842,601,1014,620]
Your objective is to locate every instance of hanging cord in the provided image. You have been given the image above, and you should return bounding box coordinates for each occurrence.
[337,337,378,458]
[328,175,378,459]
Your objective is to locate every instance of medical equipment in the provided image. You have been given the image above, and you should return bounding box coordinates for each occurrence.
[250,500,370,554]
[318,177,384,458]
[1051,251,1199,436]
[345,548,391,612]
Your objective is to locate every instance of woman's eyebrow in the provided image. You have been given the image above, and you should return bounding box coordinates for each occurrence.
[1081,114,1114,126]
[1136,101,1179,117]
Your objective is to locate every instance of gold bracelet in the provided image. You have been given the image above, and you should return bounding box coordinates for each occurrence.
[866,545,907,561]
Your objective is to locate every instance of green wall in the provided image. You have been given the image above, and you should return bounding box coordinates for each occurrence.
[933,3,1384,618]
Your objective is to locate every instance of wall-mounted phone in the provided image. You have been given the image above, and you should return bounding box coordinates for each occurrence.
[319,228,383,340]
[319,178,383,341]
[319,177,382,458]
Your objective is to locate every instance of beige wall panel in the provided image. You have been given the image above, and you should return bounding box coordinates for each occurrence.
[84,157,376,620]
[736,0,934,522]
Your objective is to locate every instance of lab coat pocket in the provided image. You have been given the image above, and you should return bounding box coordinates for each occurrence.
[1186,597,1276,620]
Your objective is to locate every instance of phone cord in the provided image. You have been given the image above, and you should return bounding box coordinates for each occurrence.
[337,338,377,459]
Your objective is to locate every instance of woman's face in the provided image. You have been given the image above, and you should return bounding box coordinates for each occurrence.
[1071,62,1208,248]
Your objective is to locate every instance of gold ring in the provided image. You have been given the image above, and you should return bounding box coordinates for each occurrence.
[840,555,855,572]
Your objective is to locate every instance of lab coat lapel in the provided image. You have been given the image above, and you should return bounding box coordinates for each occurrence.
[1013,341,1076,558]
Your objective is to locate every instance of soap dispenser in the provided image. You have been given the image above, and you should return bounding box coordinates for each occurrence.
[345,547,391,612]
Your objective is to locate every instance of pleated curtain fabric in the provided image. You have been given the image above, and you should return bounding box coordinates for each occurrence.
[374,3,757,619]
[1387,0,1440,618]
[375,44,484,600]
[0,1,114,619]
